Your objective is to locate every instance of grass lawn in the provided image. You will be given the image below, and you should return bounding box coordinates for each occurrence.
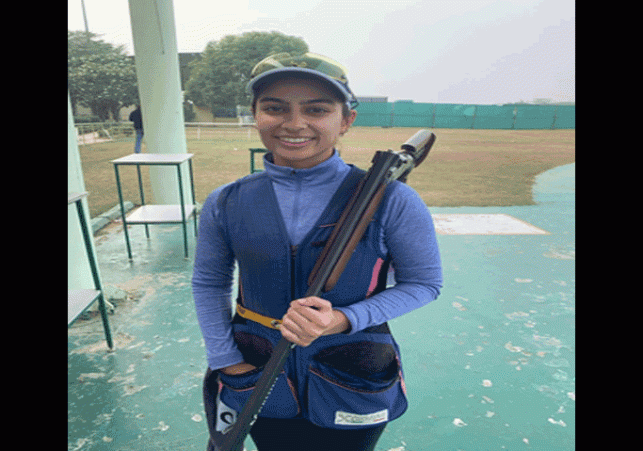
[78,126,575,218]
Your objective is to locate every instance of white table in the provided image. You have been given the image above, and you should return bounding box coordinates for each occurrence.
[112,153,197,260]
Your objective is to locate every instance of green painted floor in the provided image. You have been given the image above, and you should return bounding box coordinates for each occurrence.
[68,163,574,451]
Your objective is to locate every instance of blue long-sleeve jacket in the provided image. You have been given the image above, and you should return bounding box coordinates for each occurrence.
[192,150,442,371]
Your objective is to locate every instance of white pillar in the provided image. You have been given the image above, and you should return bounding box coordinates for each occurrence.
[68,92,101,291]
[128,0,190,205]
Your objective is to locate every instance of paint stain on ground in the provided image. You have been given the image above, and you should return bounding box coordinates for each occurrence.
[70,332,136,354]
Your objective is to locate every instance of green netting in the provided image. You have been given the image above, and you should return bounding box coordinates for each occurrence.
[473,105,516,130]
[514,105,557,129]
[432,104,474,129]
[391,102,434,127]
[352,102,574,129]
[353,103,393,127]
[552,105,575,129]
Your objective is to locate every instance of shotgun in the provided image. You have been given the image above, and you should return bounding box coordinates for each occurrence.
[211,129,436,451]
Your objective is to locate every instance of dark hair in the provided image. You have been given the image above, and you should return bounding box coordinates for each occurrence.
[251,73,352,118]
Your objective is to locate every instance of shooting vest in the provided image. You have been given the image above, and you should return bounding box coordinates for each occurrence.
[212,163,409,430]
[217,164,390,319]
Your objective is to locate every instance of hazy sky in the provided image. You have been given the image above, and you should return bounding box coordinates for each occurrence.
[68,0,574,105]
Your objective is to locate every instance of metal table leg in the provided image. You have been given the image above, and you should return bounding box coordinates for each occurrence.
[177,163,188,258]
[113,164,133,260]
[136,164,150,238]
[75,199,114,350]
[188,159,198,237]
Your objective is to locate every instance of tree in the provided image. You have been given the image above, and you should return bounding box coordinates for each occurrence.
[185,31,308,117]
[68,31,139,121]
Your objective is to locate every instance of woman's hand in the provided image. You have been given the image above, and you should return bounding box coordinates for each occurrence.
[279,296,350,347]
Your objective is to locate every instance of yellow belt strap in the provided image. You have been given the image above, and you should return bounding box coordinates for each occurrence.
[236,305,282,330]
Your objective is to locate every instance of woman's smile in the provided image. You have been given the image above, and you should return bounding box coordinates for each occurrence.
[277,136,316,147]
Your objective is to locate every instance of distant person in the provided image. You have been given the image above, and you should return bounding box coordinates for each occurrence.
[129,104,143,153]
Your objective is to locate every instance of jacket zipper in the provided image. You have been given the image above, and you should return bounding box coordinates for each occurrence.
[290,244,298,301]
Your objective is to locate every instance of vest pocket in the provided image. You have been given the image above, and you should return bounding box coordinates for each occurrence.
[306,356,408,429]
[314,340,398,379]
[219,368,300,419]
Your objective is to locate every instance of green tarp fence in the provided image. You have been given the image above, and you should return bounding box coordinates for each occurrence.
[352,102,575,129]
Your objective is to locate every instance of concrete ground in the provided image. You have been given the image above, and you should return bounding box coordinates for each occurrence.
[68,163,574,451]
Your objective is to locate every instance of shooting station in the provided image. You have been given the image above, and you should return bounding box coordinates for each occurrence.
[68,2,575,450]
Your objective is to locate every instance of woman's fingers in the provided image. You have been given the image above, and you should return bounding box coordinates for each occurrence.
[280,297,334,346]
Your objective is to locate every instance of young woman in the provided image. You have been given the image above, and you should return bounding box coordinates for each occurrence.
[192,52,443,451]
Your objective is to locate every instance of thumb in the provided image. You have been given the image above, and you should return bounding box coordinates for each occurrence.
[296,296,332,311]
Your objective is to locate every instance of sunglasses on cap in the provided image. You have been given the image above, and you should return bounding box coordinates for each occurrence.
[248,52,359,109]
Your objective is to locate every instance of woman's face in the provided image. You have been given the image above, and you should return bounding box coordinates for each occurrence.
[253,77,356,169]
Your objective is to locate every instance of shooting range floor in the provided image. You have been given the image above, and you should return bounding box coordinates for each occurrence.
[68,163,574,451]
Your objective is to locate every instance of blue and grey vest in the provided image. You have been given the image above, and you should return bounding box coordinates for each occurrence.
[212,163,409,429]
[217,164,391,319]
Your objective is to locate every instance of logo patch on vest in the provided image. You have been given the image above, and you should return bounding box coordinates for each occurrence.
[334,409,389,426]
[215,392,238,433]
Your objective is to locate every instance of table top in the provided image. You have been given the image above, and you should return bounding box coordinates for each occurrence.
[68,191,88,204]
[125,205,197,224]
[112,153,194,165]
[68,289,101,324]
